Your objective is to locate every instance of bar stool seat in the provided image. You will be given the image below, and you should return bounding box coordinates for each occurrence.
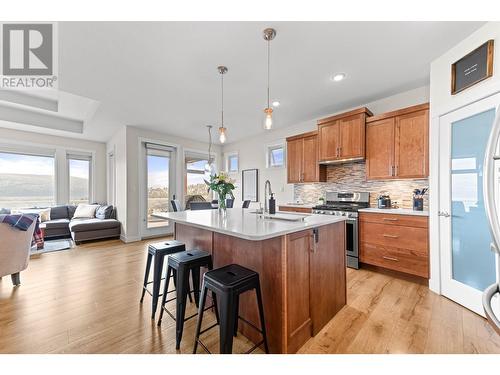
[193,264,270,354]
[158,249,218,350]
[139,240,187,319]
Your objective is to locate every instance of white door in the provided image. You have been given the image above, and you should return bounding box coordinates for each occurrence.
[439,93,500,315]
[141,142,176,238]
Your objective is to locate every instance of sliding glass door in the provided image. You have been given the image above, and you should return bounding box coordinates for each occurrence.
[142,143,176,237]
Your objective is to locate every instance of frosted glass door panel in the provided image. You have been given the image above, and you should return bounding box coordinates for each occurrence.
[451,109,496,291]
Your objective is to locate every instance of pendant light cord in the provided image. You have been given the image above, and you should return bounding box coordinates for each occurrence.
[221,72,224,128]
[267,39,270,109]
[208,126,212,165]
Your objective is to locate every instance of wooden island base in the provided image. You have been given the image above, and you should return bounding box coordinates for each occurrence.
[174,221,346,353]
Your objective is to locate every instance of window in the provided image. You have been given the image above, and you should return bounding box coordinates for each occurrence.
[0,151,55,209]
[146,145,172,229]
[227,153,238,173]
[185,153,211,204]
[267,145,285,168]
[68,154,91,205]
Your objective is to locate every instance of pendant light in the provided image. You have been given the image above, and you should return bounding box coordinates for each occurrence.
[217,66,228,143]
[205,125,215,174]
[263,28,276,130]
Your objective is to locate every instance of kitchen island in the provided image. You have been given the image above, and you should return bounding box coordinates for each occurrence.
[157,208,346,353]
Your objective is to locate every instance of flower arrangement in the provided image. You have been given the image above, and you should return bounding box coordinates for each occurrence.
[205,172,236,211]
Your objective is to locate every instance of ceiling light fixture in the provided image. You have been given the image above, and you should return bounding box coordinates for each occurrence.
[331,73,346,82]
[263,27,276,130]
[272,101,280,107]
[217,65,228,144]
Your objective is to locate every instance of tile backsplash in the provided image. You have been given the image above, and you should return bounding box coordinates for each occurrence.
[293,161,429,209]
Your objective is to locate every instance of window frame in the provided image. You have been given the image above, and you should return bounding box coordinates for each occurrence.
[225,152,239,174]
[184,151,213,203]
[266,143,286,169]
[0,148,57,209]
[67,153,93,205]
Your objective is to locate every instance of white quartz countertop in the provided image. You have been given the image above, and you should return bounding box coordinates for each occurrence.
[155,208,346,241]
[358,208,429,216]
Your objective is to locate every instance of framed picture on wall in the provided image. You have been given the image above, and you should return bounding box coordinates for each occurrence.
[242,169,259,202]
[451,40,494,95]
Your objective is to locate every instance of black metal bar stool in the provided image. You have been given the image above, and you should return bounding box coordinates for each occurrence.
[193,264,269,354]
[157,249,219,350]
[139,240,188,319]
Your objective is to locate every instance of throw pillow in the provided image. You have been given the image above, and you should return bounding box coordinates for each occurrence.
[12,208,51,222]
[73,204,99,219]
[95,205,113,220]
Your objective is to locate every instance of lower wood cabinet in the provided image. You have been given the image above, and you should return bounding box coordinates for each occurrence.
[278,206,313,214]
[359,212,429,278]
[285,223,346,353]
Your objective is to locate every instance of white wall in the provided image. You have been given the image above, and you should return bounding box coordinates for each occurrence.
[0,127,107,204]
[107,125,222,242]
[429,22,500,294]
[221,85,430,208]
[107,126,127,237]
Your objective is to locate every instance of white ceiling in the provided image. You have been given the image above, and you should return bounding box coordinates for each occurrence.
[3,22,486,143]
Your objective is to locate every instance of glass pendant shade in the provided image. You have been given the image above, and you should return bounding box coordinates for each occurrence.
[264,108,273,130]
[219,126,227,143]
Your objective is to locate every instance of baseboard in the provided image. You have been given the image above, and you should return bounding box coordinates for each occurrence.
[120,234,141,243]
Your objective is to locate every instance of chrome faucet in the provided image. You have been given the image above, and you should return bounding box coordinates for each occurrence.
[264,180,273,214]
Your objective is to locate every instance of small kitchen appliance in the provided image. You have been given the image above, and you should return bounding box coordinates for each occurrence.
[312,191,369,269]
[377,194,391,209]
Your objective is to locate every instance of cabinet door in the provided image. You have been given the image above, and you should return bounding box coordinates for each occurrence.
[395,109,429,178]
[287,138,303,183]
[286,230,313,353]
[339,114,365,159]
[302,134,319,182]
[318,121,340,161]
[309,222,346,335]
[366,118,395,180]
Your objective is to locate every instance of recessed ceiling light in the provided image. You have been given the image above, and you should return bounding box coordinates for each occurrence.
[331,73,346,82]
[272,101,280,107]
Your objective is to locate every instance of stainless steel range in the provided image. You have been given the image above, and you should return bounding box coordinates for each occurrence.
[313,191,370,269]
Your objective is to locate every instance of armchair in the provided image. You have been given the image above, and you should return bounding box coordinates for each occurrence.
[0,220,35,286]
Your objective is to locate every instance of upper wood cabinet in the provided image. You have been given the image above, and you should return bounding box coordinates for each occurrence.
[317,107,373,163]
[366,103,429,180]
[286,131,326,183]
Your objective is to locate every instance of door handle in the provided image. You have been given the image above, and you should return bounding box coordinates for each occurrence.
[438,211,451,217]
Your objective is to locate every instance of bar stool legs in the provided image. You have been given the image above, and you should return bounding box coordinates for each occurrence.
[192,264,270,354]
[255,280,270,354]
[192,280,220,354]
[139,252,153,304]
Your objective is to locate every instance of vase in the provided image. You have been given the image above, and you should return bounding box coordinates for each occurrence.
[218,197,227,216]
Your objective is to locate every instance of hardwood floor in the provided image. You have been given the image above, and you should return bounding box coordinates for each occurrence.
[0,238,499,354]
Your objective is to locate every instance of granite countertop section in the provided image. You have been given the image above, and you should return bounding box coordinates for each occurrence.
[358,208,429,216]
[156,208,345,241]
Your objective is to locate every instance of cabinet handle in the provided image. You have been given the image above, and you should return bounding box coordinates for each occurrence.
[383,218,398,221]
[339,147,342,156]
[383,234,399,238]
[391,166,395,176]
[382,256,399,262]
[395,165,399,176]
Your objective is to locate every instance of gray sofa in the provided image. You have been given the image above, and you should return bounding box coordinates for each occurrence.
[40,205,121,243]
